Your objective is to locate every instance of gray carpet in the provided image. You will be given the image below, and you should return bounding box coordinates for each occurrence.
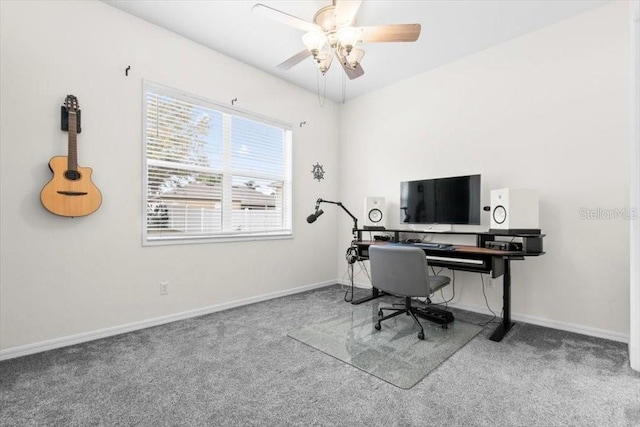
[0,285,639,426]
[288,303,482,389]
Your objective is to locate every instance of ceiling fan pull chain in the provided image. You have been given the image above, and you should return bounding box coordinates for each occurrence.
[316,70,327,108]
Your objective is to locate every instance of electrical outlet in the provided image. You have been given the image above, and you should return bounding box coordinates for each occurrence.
[160,281,169,295]
[486,276,494,289]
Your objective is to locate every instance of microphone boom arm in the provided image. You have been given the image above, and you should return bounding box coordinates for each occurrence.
[315,198,359,234]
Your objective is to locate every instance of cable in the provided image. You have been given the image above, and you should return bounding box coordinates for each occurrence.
[431,265,445,275]
[340,257,372,303]
[433,270,455,308]
[344,260,354,302]
[359,259,371,281]
[429,265,450,306]
[478,274,498,327]
[417,269,454,307]
[415,232,434,243]
[340,258,355,302]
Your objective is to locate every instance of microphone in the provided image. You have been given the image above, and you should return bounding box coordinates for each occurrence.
[306,209,324,223]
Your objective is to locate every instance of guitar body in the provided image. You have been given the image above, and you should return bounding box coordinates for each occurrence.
[41,95,101,217]
[40,156,102,217]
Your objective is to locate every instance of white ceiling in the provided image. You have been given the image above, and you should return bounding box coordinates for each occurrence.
[102,0,609,103]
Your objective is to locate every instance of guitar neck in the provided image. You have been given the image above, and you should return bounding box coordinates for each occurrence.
[68,111,78,171]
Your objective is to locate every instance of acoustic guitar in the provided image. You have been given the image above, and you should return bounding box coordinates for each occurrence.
[40,95,102,217]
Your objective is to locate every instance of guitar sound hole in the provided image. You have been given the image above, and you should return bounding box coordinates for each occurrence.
[65,170,81,181]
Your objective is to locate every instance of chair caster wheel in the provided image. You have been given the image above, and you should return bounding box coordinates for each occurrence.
[418,332,424,340]
[375,323,381,331]
[378,310,383,317]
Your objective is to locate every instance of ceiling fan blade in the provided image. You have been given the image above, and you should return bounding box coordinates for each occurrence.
[335,51,365,80]
[334,0,362,26]
[359,24,421,43]
[252,3,320,33]
[277,49,312,70]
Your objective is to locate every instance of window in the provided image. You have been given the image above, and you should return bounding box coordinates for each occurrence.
[143,82,292,244]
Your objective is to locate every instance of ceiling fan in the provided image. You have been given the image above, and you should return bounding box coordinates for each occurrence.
[252,0,421,80]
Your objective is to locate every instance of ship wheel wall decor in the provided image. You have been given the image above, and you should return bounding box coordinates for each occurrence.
[312,163,325,181]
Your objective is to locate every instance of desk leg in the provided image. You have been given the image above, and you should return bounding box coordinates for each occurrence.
[351,287,387,305]
[490,258,514,342]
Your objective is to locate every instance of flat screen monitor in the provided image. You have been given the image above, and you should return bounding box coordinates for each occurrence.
[400,174,481,225]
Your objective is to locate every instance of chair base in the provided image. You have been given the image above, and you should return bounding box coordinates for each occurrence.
[375,296,430,340]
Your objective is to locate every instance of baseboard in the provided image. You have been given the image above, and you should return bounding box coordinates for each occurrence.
[5,279,627,361]
[0,280,336,361]
[449,301,630,344]
[338,278,371,289]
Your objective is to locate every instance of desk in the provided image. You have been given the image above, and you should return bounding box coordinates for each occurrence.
[353,232,544,342]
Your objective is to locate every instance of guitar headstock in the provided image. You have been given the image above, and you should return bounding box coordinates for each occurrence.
[64,95,79,113]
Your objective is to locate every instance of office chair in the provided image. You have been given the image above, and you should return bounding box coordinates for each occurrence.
[369,245,451,340]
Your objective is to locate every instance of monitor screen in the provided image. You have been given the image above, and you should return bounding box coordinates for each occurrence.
[400,174,481,225]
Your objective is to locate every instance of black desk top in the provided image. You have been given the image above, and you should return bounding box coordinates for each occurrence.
[358,228,545,238]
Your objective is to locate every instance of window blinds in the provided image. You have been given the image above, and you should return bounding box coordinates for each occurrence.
[143,82,292,243]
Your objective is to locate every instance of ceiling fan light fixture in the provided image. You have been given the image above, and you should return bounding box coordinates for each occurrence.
[337,27,360,54]
[302,31,326,57]
[325,32,338,49]
[316,50,333,75]
[346,47,365,69]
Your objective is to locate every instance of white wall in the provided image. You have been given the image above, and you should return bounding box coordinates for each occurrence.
[0,0,340,353]
[630,0,640,370]
[0,0,632,355]
[339,2,631,338]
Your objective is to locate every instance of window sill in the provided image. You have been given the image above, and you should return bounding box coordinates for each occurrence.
[143,231,294,246]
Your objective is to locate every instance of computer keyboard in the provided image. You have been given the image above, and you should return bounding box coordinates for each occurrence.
[412,242,453,249]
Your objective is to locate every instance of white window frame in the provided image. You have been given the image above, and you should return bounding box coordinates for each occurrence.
[142,81,293,245]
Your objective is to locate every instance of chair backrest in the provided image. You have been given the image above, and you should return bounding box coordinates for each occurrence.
[369,245,431,297]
